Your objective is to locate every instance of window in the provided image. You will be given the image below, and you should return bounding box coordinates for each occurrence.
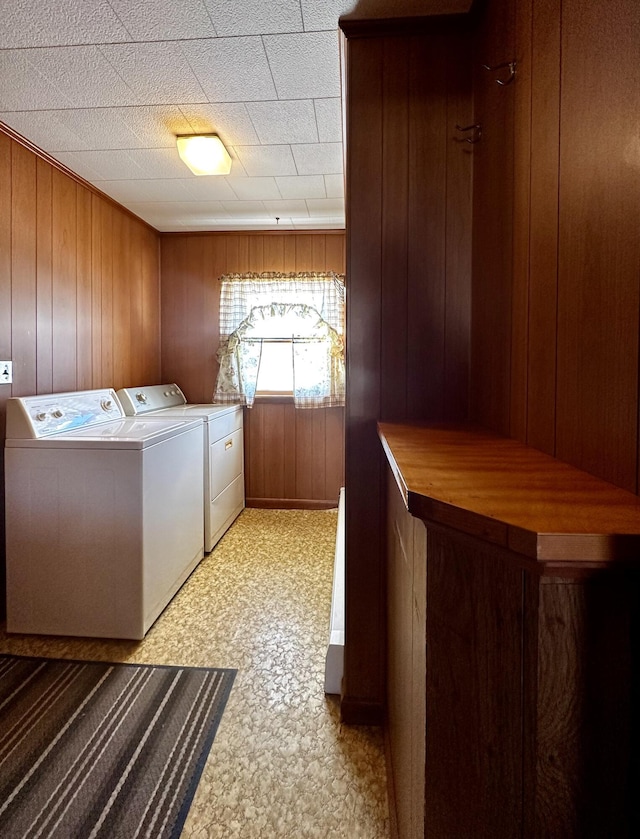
[213,273,345,409]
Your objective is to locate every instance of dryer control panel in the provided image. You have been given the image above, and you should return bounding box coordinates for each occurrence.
[117,384,187,415]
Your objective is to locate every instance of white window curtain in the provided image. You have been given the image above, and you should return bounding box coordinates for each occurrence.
[213,272,345,408]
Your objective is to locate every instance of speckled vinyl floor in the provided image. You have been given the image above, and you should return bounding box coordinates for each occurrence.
[0,508,390,838]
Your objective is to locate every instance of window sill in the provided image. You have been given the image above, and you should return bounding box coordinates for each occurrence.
[253,393,295,404]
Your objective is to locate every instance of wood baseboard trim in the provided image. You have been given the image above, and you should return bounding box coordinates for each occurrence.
[339,696,385,726]
[246,498,338,510]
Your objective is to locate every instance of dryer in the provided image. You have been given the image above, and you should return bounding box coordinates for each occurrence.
[4,388,204,640]
[116,384,244,552]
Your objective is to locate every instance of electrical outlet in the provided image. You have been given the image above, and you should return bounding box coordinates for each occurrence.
[0,361,12,384]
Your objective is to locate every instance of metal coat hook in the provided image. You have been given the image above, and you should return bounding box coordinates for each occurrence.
[455,123,482,144]
[483,60,517,85]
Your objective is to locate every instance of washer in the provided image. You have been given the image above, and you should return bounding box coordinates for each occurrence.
[117,384,244,552]
[4,388,204,640]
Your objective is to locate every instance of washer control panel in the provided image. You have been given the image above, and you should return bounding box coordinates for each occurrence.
[5,389,124,438]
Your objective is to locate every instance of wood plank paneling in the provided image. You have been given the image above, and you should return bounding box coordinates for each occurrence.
[100,201,114,388]
[470,0,516,436]
[555,0,640,492]
[0,133,12,444]
[511,0,533,442]
[90,193,103,388]
[0,134,160,401]
[380,37,409,422]
[407,34,448,420]
[51,167,77,393]
[36,158,53,394]
[526,0,561,454]
[76,185,92,390]
[472,0,640,496]
[11,143,37,398]
[242,402,343,507]
[445,32,473,422]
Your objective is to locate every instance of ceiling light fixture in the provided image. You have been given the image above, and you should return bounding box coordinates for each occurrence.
[176,134,232,176]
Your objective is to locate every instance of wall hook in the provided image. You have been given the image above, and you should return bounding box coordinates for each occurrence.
[455,123,482,144]
[482,60,517,85]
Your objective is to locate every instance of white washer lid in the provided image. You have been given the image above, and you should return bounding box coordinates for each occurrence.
[5,416,203,449]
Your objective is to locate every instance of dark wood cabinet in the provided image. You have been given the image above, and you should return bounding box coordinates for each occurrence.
[382,422,640,838]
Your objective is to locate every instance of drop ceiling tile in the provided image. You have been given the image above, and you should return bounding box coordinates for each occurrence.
[306,197,345,216]
[107,106,193,148]
[99,42,206,105]
[226,177,281,200]
[24,46,138,108]
[177,176,238,201]
[98,179,195,203]
[292,142,342,175]
[180,37,276,103]
[124,147,195,179]
[324,173,344,198]
[0,0,131,48]
[263,32,341,99]
[60,149,147,181]
[234,145,296,177]
[203,0,302,36]
[0,51,73,110]
[108,0,217,40]
[0,110,89,152]
[263,199,309,217]
[52,109,143,151]
[49,151,105,182]
[314,98,342,143]
[179,103,260,146]
[129,200,228,217]
[275,175,326,199]
[246,100,318,145]
[221,200,270,218]
[300,0,355,31]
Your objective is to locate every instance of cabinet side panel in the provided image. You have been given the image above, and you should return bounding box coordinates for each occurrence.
[425,528,523,838]
[533,576,635,837]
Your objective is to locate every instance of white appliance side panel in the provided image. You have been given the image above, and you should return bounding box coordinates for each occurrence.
[208,407,243,444]
[209,474,245,550]
[209,428,244,500]
[5,448,144,638]
[142,425,204,631]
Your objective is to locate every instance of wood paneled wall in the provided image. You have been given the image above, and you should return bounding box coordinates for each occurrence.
[471,0,640,494]
[340,20,473,720]
[0,132,160,411]
[159,232,346,507]
[0,127,161,598]
[244,402,344,508]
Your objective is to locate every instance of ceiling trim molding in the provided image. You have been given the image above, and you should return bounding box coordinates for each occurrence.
[159,229,346,239]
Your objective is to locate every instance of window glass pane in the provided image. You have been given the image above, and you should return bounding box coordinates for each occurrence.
[256,341,293,392]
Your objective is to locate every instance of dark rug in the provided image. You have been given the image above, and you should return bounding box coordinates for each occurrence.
[0,654,236,839]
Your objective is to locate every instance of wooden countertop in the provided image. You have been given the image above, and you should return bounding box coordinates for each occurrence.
[378,422,640,568]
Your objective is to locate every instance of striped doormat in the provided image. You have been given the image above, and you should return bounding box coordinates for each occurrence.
[0,654,236,839]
